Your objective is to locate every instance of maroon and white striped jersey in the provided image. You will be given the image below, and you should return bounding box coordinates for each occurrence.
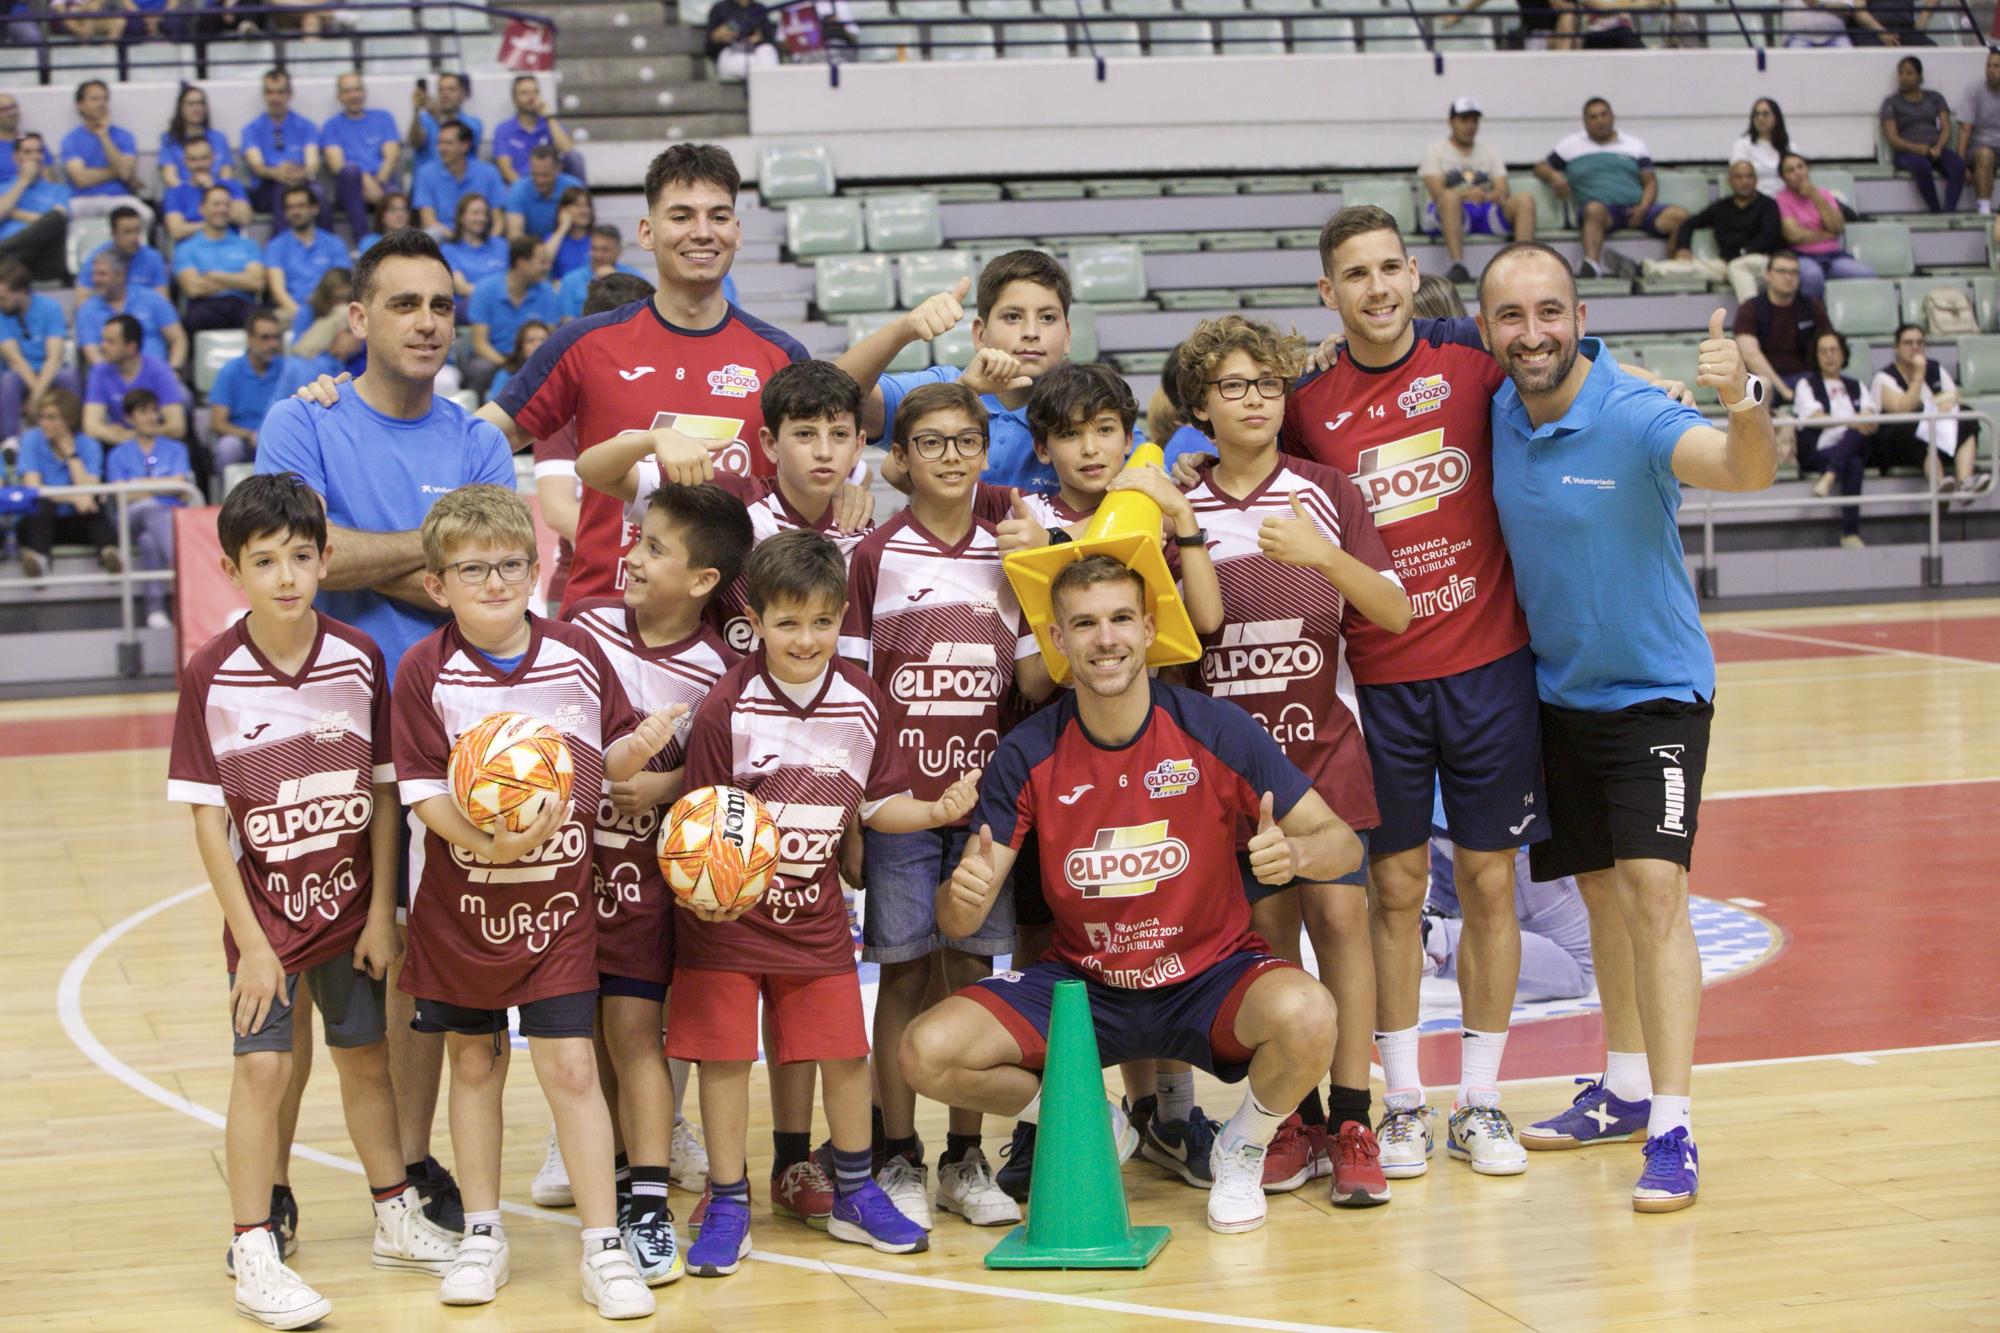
[677,655,911,975]
[168,615,392,972]
[1182,457,1401,832]
[566,598,737,983]
[392,615,639,1008]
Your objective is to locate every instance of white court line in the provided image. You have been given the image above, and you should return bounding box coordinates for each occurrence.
[56,884,1363,1333]
[1709,774,2000,802]
[1725,624,2000,672]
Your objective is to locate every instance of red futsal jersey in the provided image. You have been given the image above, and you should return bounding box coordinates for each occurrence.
[976,682,1312,988]
[678,656,912,975]
[393,616,638,1008]
[168,615,392,972]
[1279,316,1529,685]
[566,599,737,983]
[839,509,1037,806]
[496,297,809,612]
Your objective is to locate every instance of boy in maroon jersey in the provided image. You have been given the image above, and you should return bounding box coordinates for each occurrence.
[1174,315,1413,1207]
[169,474,456,1330]
[672,529,983,1275]
[392,483,689,1318]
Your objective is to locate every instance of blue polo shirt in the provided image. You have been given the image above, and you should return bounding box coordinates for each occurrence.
[162,178,247,227]
[556,261,646,319]
[76,287,180,362]
[548,230,590,279]
[209,353,310,433]
[105,436,192,501]
[468,272,560,359]
[413,158,507,224]
[440,236,509,288]
[0,178,71,240]
[19,428,105,515]
[492,115,560,175]
[880,365,1048,492]
[502,172,583,238]
[409,110,486,175]
[86,242,168,292]
[265,227,349,303]
[84,355,188,428]
[256,391,514,678]
[0,292,68,372]
[59,125,138,197]
[317,108,399,176]
[1489,339,1714,713]
[157,129,233,180]
[239,111,318,170]
[174,230,262,279]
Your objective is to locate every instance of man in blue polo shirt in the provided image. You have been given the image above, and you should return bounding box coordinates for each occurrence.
[59,80,148,222]
[412,122,506,234]
[321,71,402,245]
[83,206,167,298]
[77,249,187,371]
[502,145,583,241]
[465,235,557,393]
[555,224,647,320]
[1477,241,1775,1218]
[258,230,512,1229]
[492,74,585,185]
[265,185,350,324]
[174,186,267,333]
[82,314,190,446]
[405,71,484,176]
[208,310,307,470]
[0,135,72,283]
[240,68,322,217]
[159,138,248,244]
[0,259,81,440]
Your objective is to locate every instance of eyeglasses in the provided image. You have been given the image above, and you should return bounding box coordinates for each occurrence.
[445,557,534,585]
[1207,375,1289,401]
[908,431,988,460]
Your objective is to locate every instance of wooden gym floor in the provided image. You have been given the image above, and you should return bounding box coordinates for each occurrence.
[3,598,1998,1331]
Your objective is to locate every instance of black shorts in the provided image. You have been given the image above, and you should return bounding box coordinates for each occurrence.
[599,972,668,1003]
[411,989,599,1039]
[1011,829,1052,928]
[1530,697,1712,881]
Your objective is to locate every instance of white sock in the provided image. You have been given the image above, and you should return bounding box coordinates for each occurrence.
[463,1209,503,1237]
[1156,1068,1195,1124]
[670,1058,692,1118]
[1016,1088,1042,1125]
[1981,199,1994,215]
[580,1225,620,1257]
[1375,1026,1423,1110]
[1646,1095,1691,1140]
[1456,1028,1508,1109]
[1604,1050,1652,1104]
[1217,1089,1286,1158]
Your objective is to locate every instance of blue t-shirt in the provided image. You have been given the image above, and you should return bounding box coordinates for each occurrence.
[59,125,137,197]
[468,272,560,359]
[76,287,181,362]
[239,111,318,169]
[162,178,248,226]
[440,235,509,288]
[501,172,583,239]
[413,159,507,225]
[491,115,559,175]
[1489,339,1713,713]
[86,242,168,292]
[354,231,385,257]
[548,230,590,279]
[210,353,310,433]
[881,364,1048,492]
[174,230,263,278]
[18,428,105,515]
[556,261,647,319]
[105,436,192,503]
[317,108,399,176]
[157,129,233,180]
[1159,422,1214,472]
[85,356,188,428]
[409,110,486,175]
[256,391,515,679]
[265,227,349,303]
[0,178,71,240]
[0,292,68,372]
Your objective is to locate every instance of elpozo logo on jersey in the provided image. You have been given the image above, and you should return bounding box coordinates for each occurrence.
[245,771,371,862]
[706,364,761,399]
[1200,619,1323,696]
[1142,759,1200,800]
[1354,427,1472,526]
[1397,373,1452,417]
[1064,821,1190,898]
[891,645,1001,717]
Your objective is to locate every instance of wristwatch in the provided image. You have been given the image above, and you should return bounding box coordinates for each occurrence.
[1173,528,1209,549]
[1726,374,1767,414]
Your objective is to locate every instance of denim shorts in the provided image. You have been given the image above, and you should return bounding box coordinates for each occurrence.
[861,825,1016,965]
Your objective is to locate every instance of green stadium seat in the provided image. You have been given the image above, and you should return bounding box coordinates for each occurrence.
[1112,350,1170,374]
[1632,341,1698,392]
[897,0,962,15]
[898,250,979,307]
[1078,18,1142,54]
[1971,274,2000,331]
[1899,276,1974,328]
[1006,180,1087,199]
[1069,243,1148,302]
[817,254,898,315]
[1651,171,1712,215]
[1114,0,1174,13]
[1162,177,1239,197]
[1823,278,1902,337]
[1513,174,1570,232]
[932,325,975,368]
[1123,233,1205,252]
[1339,178,1417,234]
[929,182,1006,202]
[1241,286,1318,307]
[848,0,892,17]
[1813,169,1859,205]
[787,197,865,257]
[1844,339,1873,375]
[969,0,1033,14]
[1069,303,1101,362]
[1954,334,2000,393]
[1688,227,1722,262]
[1844,223,1914,279]
[865,193,944,252]
[856,22,922,59]
[194,330,246,396]
[932,22,998,57]
[758,144,835,202]
[847,314,930,372]
[1004,20,1070,54]
[1084,179,1164,198]
[1220,17,1286,51]
[1156,289,1241,310]
[1041,0,1100,11]
[1276,228,1324,248]
[1290,16,1357,50]
[1249,0,1314,12]
[1362,13,1425,50]
[1147,18,1215,53]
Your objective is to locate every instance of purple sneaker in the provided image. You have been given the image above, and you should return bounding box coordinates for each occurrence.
[1632,1126,1699,1213]
[686,1194,750,1277]
[827,1180,929,1254]
[1522,1077,1649,1151]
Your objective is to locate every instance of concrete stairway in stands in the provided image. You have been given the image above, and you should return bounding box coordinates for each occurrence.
[547,0,747,144]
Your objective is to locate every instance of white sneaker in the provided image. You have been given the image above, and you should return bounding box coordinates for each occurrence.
[231,1227,332,1330]
[439,1228,509,1305]
[1206,1136,1269,1234]
[580,1245,656,1320]
[1377,1104,1435,1180]
[371,1186,457,1275]
[531,1125,573,1206]
[876,1153,934,1231]
[935,1149,1022,1227]
[670,1115,709,1192]
[1109,1098,1140,1163]
[1447,1104,1529,1176]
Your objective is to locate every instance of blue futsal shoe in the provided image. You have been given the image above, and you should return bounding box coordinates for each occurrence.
[827,1180,929,1254]
[1632,1126,1699,1213]
[1522,1077,1650,1151]
[686,1194,750,1277]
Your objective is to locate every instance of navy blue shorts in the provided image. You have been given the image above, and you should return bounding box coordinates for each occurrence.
[411,989,598,1039]
[1603,202,1670,233]
[599,973,668,1003]
[963,950,1294,1083]
[1357,644,1548,856]
[1240,830,1370,904]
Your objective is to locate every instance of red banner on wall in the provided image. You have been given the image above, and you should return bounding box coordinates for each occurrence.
[499,19,557,70]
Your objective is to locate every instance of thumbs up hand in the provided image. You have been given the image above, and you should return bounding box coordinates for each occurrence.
[995,487,1051,555]
[962,347,1033,396]
[1256,491,1333,571]
[930,767,984,826]
[1696,307,1753,409]
[944,823,1000,918]
[903,276,971,342]
[1246,792,1297,885]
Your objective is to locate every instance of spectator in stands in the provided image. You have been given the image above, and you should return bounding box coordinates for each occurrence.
[1872,322,1993,498]
[160,136,249,243]
[356,191,411,257]
[556,223,645,320]
[1734,250,1827,407]
[706,0,781,81]
[77,248,187,371]
[321,71,404,245]
[465,234,557,394]
[87,205,168,298]
[265,184,349,325]
[1418,97,1536,285]
[290,267,367,381]
[0,260,81,444]
[1571,0,1656,49]
[0,95,20,184]
[1667,160,1784,302]
[1775,153,1875,298]
[60,80,150,225]
[0,136,69,286]
[504,145,583,242]
[1730,98,1795,198]
[83,315,190,450]
[173,185,267,334]
[440,192,508,298]
[406,72,483,175]
[240,68,323,217]
[487,317,549,404]
[1847,0,1937,45]
[1881,56,1966,214]
[494,74,585,185]
[1957,48,2000,216]
[545,187,595,278]
[159,83,234,191]
[1791,328,1877,548]
[52,0,126,40]
[1534,97,1688,280]
[413,122,506,234]
[1781,0,1852,47]
[208,310,305,470]
[103,387,189,626]
[1146,341,1211,472]
[17,388,117,578]
[1413,270,1468,319]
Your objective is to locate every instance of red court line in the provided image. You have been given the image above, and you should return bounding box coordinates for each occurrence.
[0,711,176,756]
[1708,630,1864,664]
[1749,614,2000,664]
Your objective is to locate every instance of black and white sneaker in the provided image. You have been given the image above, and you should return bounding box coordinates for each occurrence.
[224,1188,299,1278]
[413,1156,465,1236]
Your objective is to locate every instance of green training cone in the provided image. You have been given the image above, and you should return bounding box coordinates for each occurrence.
[985,979,1171,1270]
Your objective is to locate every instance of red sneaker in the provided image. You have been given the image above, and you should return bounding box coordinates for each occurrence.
[687,1182,711,1236]
[1261,1114,1313,1193]
[771,1159,834,1229]
[1330,1121,1391,1208]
